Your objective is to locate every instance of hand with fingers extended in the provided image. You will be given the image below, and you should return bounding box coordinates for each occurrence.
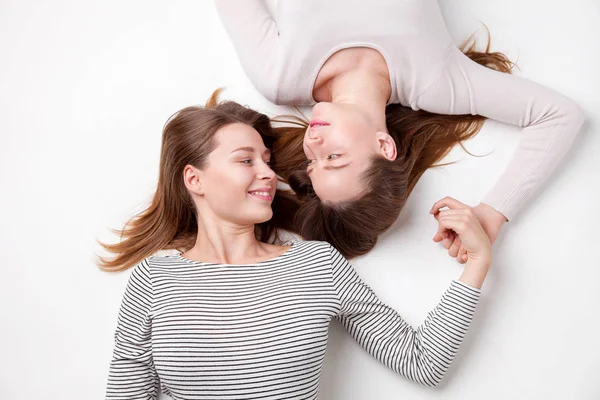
[429,197,494,288]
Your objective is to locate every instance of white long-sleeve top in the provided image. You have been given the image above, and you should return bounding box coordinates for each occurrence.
[106,241,481,399]
[215,0,586,220]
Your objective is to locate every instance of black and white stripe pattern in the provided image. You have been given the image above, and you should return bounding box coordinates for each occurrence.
[106,241,480,399]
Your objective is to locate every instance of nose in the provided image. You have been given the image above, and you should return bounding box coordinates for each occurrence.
[306,128,323,143]
[304,129,324,160]
[257,161,276,181]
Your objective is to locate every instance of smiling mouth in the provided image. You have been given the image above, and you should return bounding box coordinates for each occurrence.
[248,190,273,201]
[309,119,329,128]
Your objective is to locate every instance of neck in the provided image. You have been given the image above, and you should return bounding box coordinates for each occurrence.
[184,212,265,265]
[325,69,390,132]
[313,48,392,131]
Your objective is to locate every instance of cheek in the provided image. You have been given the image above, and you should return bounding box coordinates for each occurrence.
[205,168,249,201]
[302,140,310,158]
[335,115,362,141]
[342,124,380,156]
[204,168,274,223]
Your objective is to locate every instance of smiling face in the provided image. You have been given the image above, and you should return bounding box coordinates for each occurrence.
[188,122,277,226]
[302,102,397,202]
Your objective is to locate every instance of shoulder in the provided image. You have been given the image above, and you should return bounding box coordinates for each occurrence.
[292,240,331,252]
[291,240,343,261]
[142,251,189,271]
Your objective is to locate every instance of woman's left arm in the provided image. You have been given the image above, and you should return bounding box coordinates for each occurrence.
[415,45,586,223]
[329,245,482,387]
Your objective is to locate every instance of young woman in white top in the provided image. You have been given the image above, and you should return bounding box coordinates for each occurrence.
[215,0,586,259]
[102,92,492,399]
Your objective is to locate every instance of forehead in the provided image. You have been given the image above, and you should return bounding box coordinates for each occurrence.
[213,123,267,152]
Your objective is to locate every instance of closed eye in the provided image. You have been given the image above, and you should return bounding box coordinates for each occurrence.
[302,154,340,167]
[240,159,272,167]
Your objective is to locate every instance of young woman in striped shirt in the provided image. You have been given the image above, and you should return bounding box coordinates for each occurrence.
[101,92,492,399]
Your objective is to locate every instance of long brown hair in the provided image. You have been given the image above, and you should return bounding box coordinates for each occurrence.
[98,90,300,271]
[270,27,516,259]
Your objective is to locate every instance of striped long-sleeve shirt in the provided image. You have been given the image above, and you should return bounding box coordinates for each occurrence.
[106,240,481,399]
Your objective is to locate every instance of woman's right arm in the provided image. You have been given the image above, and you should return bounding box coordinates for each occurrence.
[106,260,159,400]
[213,0,280,100]
[415,45,586,223]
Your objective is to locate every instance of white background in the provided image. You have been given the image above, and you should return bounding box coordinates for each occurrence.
[1,0,599,399]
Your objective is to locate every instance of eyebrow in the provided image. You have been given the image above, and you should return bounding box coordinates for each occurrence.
[308,162,352,174]
[230,147,271,156]
[324,163,351,170]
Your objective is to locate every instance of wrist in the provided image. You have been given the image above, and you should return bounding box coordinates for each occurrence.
[466,257,491,270]
[477,202,508,224]
[459,260,491,289]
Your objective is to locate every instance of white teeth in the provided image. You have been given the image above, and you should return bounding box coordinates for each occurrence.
[250,191,270,196]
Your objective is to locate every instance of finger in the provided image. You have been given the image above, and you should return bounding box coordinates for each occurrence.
[437,215,470,239]
[433,216,451,241]
[448,236,462,257]
[442,238,452,249]
[436,209,469,219]
[433,209,466,238]
[442,231,454,249]
[433,230,447,242]
[437,214,465,225]
[430,196,469,215]
[439,215,490,257]
[433,229,449,242]
[457,247,467,264]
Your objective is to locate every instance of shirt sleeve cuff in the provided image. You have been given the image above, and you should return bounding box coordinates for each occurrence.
[451,279,482,295]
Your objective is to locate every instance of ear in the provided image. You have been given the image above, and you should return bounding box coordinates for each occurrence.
[183,165,204,196]
[375,131,397,161]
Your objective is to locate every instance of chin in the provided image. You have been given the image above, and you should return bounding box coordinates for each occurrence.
[312,102,330,118]
[259,212,274,224]
[238,209,273,226]
[253,209,274,224]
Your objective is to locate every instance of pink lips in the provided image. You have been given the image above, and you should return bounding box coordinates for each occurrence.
[309,119,329,128]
